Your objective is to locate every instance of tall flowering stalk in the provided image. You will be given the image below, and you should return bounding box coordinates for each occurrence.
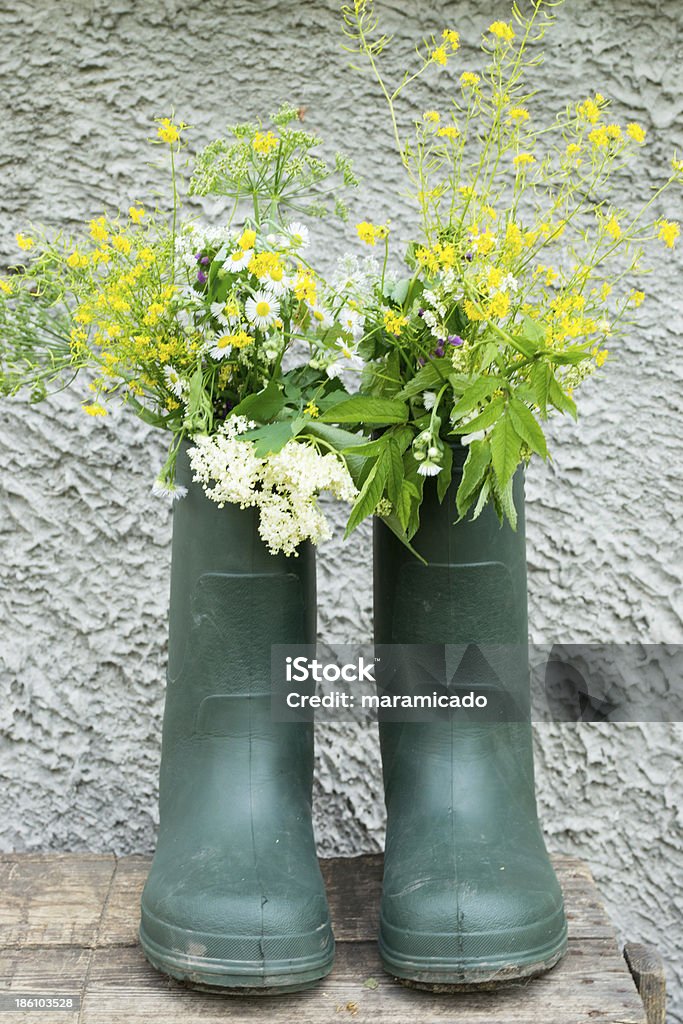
[338,0,682,537]
[0,108,371,554]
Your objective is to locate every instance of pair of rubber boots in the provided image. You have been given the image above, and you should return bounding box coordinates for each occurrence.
[139,444,567,991]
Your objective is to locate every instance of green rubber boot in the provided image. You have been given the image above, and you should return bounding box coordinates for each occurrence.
[139,443,334,992]
[373,445,567,988]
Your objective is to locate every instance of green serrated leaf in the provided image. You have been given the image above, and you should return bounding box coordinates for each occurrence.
[437,441,453,503]
[386,439,405,506]
[490,414,522,488]
[232,379,284,422]
[548,376,578,419]
[497,475,518,530]
[319,395,408,425]
[396,358,452,400]
[451,376,504,421]
[451,395,505,435]
[241,420,293,456]
[508,397,548,458]
[530,362,551,418]
[345,454,391,536]
[457,439,491,517]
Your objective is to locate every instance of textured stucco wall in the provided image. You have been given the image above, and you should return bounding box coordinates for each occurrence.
[1,0,682,1017]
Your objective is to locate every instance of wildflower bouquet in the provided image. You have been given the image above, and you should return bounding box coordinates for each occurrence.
[0,106,371,555]
[340,0,682,538]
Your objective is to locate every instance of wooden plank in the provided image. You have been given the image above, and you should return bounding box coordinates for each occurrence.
[624,943,666,1024]
[0,947,89,1024]
[97,856,149,948]
[0,854,115,948]
[79,940,646,1024]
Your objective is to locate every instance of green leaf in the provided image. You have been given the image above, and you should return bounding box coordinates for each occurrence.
[386,439,405,506]
[319,395,409,425]
[548,376,578,419]
[490,414,522,488]
[377,512,427,564]
[232,379,284,422]
[437,442,453,503]
[451,395,505,435]
[522,315,546,345]
[497,476,518,530]
[471,477,492,520]
[241,421,293,456]
[451,376,504,421]
[546,345,592,366]
[530,362,551,418]
[457,439,491,518]
[396,477,419,531]
[345,455,390,537]
[508,398,548,458]
[299,422,367,484]
[396,358,453,400]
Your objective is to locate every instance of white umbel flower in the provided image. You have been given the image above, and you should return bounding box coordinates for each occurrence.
[245,291,280,330]
[224,247,253,272]
[286,222,310,250]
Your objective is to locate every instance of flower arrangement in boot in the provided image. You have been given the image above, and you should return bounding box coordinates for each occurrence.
[339,0,682,540]
[0,105,369,553]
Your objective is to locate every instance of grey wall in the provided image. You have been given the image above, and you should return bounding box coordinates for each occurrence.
[1,0,681,1017]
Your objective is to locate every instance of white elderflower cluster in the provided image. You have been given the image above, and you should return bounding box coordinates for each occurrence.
[187,418,358,556]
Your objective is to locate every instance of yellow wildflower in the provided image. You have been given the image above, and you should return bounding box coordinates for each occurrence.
[294,272,317,304]
[507,107,529,123]
[356,221,388,246]
[595,350,608,368]
[438,125,460,140]
[0,280,13,295]
[505,222,523,255]
[605,216,622,240]
[671,157,683,172]
[627,123,646,144]
[630,290,645,307]
[16,232,34,250]
[589,126,609,148]
[566,142,582,157]
[489,21,515,42]
[144,302,165,325]
[431,45,448,66]
[464,299,484,322]
[66,250,88,269]
[157,118,182,144]
[129,206,145,223]
[414,246,440,274]
[486,265,504,290]
[513,152,535,167]
[249,251,282,278]
[383,309,408,335]
[657,219,680,248]
[89,217,108,244]
[138,247,155,265]
[435,242,456,267]
[238,228,257,250]
[304,401,320,418]
[111,235,132,255]
[253,131,278,155]
[424,110,440,123]
[442,29,460,50]
[578,97,602,124]
[91,249,111,265]
[218,330,253,350]
[460,72,480,88]
[488,292,510,318]
[83,402,108,416]
[600,282,612,300]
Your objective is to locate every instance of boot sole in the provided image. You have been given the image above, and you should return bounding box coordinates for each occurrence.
[378,914,568,989]
[139,923,334,993]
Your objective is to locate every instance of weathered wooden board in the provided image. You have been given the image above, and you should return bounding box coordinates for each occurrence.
[0,854,650,1024]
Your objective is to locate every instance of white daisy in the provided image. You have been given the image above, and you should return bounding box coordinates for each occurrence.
[224,247,253,272]
[152,478,188,501]
[338,307,364,340]
[286,221,310,250]
[210,299,241,328]
[209,335,235,360]
[327,342,364,378]
[263,265,292,297]
[245,291,280,330]
[308,304,334,330]
[163,364,186,399]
